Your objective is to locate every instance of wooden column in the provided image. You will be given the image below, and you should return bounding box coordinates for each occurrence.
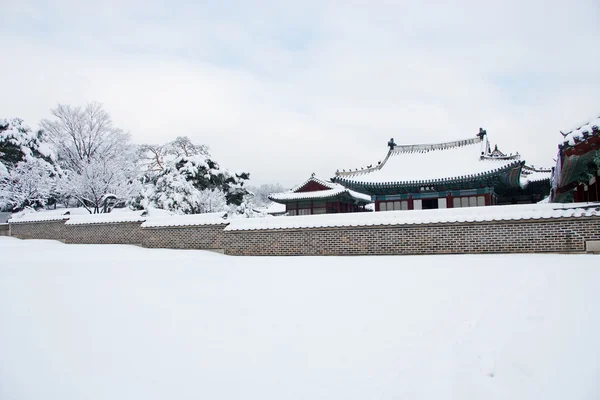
[408,195,414,210]
[310,200,314,215]
[446,192,453,208]
[484,193,491,206]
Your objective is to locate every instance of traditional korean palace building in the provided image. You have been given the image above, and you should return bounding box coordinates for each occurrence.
[269,174,371,215]
[551,116,600,203]
[333,129,549,211]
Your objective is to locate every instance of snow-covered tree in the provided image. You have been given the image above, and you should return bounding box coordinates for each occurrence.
[0,118,57,212]
[41,103,138,213]
[246,183,286,207]
[0,118,54,168]
[136,136,250,215]
[0,158,55,211]
[55,155,139,213]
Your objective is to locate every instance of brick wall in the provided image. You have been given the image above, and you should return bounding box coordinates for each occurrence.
[141,225,228,249]
[222,217,600,256]
[7,217,600,256]
[0,224,9,237]
[65,222,145,245]
[9,220,68,241]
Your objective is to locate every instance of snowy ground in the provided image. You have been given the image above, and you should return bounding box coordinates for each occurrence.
[1,237,599,400]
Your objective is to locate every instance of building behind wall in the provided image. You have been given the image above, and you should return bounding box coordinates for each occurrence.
[333,129,549,211]
[269,174,372,215]
[551,116,600,203]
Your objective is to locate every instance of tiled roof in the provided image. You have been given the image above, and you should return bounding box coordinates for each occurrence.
[561,116,600,147]
[269,187,371,203]
[335,135,522,187]
[269,176,372,203]
[521,170,552,187]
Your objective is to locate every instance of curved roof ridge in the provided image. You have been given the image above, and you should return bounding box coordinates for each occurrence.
[391,136,482,154]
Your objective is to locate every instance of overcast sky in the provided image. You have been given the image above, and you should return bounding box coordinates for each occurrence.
[1,1,599,186]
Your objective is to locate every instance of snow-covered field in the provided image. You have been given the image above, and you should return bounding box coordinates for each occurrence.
[1,237,599,400]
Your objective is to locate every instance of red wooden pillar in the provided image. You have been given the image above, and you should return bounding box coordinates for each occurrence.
[446,193,453,208]
[310,200,314,215]
[408,195,414,210]
[484,193,491,206]
[375,200,380,212]
[336,201,341,213]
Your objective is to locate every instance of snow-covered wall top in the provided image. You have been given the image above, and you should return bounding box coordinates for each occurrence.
[142,212,228,228]
[9,208,230,227]
[9,208,90,223]
[225,203,600,231]
[65,210,147,225]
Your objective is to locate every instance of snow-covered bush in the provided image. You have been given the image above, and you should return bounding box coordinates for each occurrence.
[136,136,250,215]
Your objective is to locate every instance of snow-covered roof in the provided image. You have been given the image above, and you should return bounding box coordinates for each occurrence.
[270,187,371,203]
[562,116,600,146]
[269,176,372,203]
[335,135,522,186]
[520,170,552,187]
[289,175,338,192]
[66,210,147,225]
[225,202,600,231]
[142,212,228,228]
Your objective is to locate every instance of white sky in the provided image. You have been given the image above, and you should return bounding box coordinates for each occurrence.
[1,0,599,186]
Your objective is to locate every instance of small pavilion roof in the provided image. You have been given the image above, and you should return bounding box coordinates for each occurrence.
[269,175,371,204]
[334,131,523,188]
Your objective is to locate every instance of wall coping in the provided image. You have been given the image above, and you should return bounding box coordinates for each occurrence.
[223,215,600,234]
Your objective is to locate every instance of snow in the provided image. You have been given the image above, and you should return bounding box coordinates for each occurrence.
[520,170,552,187]
[270,176,371,203]
[142,211,228,227]
[1,237,599,400]
[227,202,600,231]
[8,208,90,223]
[564,116,600,145]
[253,202,287,215]
[65,210,147,225]
[270,187,371,202]
[338,139,520,184]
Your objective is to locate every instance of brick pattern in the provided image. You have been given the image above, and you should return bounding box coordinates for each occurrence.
[65,222,145,245]
[9,220,68,241]
[223,218,600,256]
[8,217,600,256]
[142,225,227,249]
[0,224,9,237]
